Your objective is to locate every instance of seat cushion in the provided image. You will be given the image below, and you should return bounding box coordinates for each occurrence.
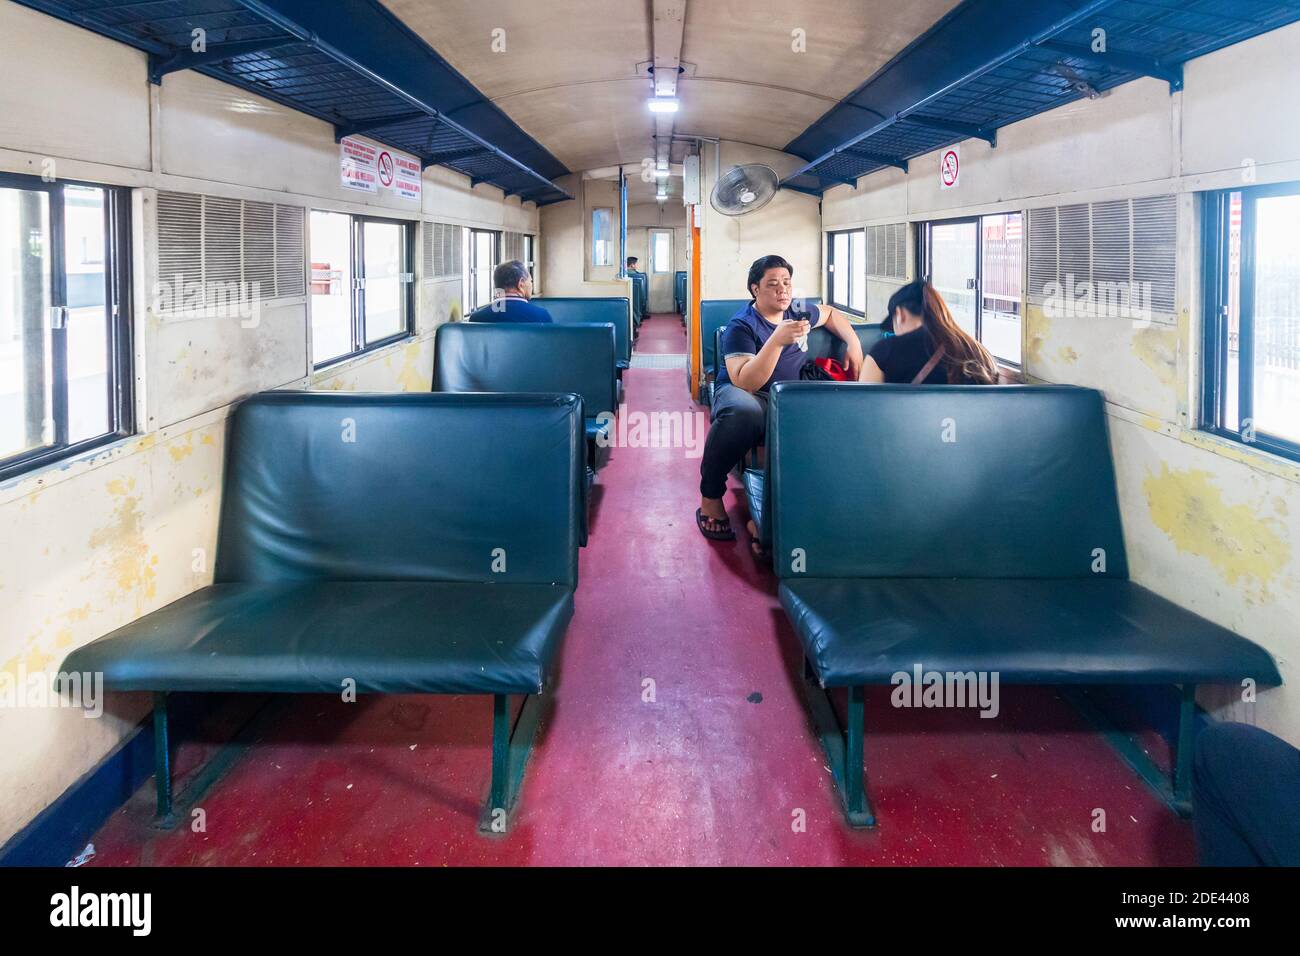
[780,577,1282,688]
[63,581,575,695]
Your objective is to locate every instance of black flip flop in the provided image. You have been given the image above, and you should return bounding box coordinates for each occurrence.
[696,508,736,541]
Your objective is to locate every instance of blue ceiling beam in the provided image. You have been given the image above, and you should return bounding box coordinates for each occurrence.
[1037,39,1185,93]
[232,0,570,201]
[333,111,431,142]
[148,37,301,84]
[781,0,1120,189]
[905,115,997,148]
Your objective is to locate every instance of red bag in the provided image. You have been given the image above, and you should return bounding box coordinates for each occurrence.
[813,357,853,381]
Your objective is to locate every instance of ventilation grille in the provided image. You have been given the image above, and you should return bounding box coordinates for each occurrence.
[502,230,525,264]
[1027,194,1176,314]
[156,191,305,308]
[422,221,464,280]
[865,222,908,279]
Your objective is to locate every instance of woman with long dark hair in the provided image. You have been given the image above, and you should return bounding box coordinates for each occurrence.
[859,280,999,385]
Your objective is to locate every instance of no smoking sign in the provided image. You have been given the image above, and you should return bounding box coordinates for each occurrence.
[377,150,395,189]
[940,147,960,190]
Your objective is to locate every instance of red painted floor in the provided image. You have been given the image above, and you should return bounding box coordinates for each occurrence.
[85,314,1194,866]
[635,310,687,354]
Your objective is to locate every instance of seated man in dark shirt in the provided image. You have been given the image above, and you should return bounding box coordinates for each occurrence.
[859,280,998,385]
[468,259,553,324]
[696,254,865,542]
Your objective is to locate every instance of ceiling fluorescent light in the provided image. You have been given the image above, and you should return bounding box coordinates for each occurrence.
[648,97,679,113]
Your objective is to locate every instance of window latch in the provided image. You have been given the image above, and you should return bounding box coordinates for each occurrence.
[48,306,69,330]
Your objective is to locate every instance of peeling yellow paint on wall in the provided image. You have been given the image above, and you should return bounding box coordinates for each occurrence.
[1144,464,1290,592]
[168,434,195,462]
[1057,346,1079,363]
[1131,325,1177,388]
[88,484,158,607]
[395,341,427,392]
[1023,310,1048,369]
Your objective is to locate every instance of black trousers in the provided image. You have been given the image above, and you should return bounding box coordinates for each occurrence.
[1193,722,1300,866]
[699,384,767,499]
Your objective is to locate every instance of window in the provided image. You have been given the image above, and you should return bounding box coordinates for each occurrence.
[651,229,672,273]
[0,173,133,481]
[920,212,1024,365]
[1202,182,1300,460]
[310,211,413,367]
[464,228,499,312]
[523,234,536,292]
[591,208,612,267]
[826,229,866,314]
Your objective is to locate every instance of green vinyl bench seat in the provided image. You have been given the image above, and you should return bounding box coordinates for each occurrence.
[65,581,573,696]
[782,577,1281,688]
[768,382,1281,827]
[61,390,586,832]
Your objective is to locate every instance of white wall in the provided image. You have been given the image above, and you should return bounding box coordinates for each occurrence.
[0,2,537,847]
[700,141,822,302]
[537,173,634,303]
[821,22,1300,745]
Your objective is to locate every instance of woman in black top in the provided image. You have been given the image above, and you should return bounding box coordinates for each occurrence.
[859,280,999,385]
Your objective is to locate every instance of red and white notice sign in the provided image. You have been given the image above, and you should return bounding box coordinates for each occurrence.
[339,136,421,203]
[340,136,378,193]
[392,153,422,202]
[939,146,960,190]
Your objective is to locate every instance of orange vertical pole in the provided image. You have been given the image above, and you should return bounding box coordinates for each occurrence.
[689,207,702,399]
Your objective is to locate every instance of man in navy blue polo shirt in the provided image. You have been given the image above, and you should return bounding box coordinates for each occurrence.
[696,254,864,543]
[468,260,553,323]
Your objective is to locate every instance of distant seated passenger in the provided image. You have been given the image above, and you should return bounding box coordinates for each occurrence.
[1194,721,1300,866]
[696,254,864,541]
[626,255,642,275]
[859,280,998,385]
[468,260,552,324]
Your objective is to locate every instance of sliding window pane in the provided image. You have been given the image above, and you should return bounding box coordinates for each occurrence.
[474,230,495,308]
[362,220,404,344]
[0,186,53,460]
[849,230,865,313]
[930,221,979,337]
[832,232,849,307]
[980,213,1023,365]
[1251,193,1300,444]
[64,185,110,444]
[310,211,352,365]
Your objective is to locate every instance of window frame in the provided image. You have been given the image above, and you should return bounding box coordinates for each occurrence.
[918,212,1024,369]
[310,211,414,370]
[465,227,500,313]
[1200,181,1300,463]
[650,228,672,274]
[825,228,865,317]
[0,171,134,482]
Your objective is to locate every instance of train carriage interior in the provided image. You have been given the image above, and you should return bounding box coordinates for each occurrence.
[1,0,1299,893]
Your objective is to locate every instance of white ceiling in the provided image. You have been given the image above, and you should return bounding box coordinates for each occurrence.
[380,0,960,173]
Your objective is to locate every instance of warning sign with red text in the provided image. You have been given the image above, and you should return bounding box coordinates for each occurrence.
[339,137,421,203]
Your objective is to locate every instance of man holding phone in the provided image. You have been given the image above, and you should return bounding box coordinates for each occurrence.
[696,254,863,542]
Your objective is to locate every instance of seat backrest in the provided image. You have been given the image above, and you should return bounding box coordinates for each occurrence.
[768,383,1128,580]
[433,322,616,421]
[711,319,883,380]
[530,297,632,365]
[214,392,583,586]
[701,298,822,374]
